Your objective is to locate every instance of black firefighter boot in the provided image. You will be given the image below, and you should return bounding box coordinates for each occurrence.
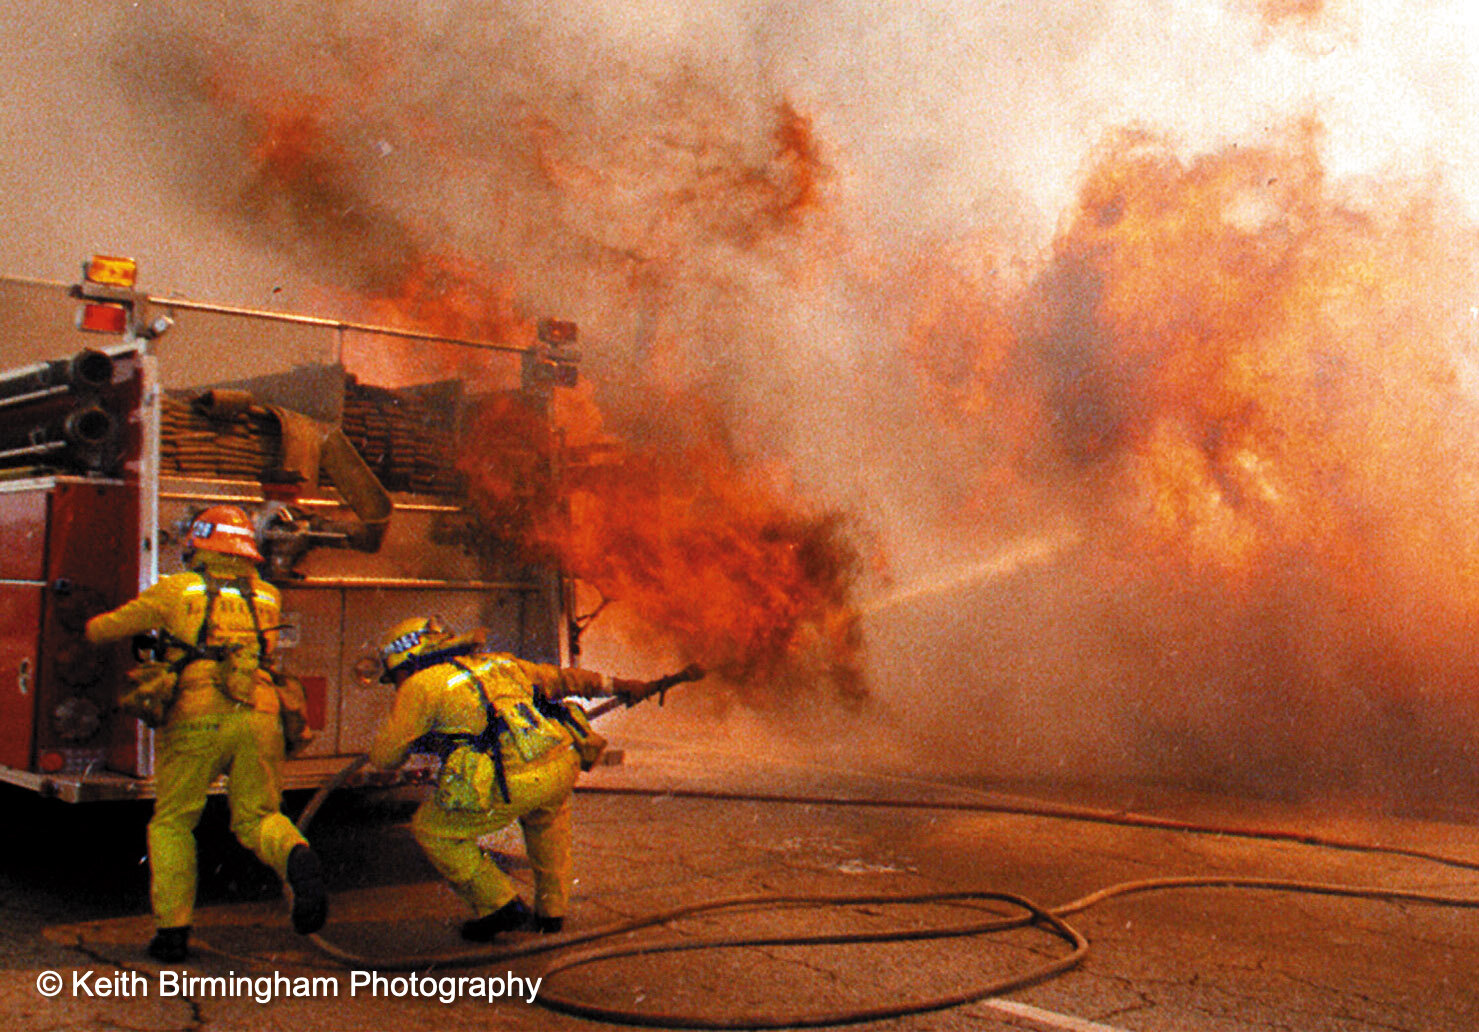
[286,845,328,935]
[460,898,532,942]
[147,926,190,963]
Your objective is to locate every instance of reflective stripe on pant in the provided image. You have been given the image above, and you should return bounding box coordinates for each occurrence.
[148,709,307,929]
[411,745,580,919]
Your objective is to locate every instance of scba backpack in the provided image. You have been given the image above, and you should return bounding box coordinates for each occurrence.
[119,575,313,752]
[116,574,236,728]
[431,659,572,812]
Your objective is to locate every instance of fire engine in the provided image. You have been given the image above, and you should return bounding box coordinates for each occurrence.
[0,257,582,801]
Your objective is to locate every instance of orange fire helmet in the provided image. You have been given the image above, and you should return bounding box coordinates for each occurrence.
[187,505,263,563]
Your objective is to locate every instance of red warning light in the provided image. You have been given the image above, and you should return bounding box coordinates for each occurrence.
[76,303,129,334]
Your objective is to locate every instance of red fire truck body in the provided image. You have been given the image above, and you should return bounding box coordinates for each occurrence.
[0,266,578,801]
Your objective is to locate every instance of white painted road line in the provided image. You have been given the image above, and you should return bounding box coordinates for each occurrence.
[983,998,1138,1032]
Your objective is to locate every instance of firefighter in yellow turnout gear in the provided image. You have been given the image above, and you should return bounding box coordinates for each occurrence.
[85,506,327,963]
[369,617,643,940]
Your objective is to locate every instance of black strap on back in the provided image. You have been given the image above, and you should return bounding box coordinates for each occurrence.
[155,574,228,672]
[165,574,271,699]
[448,658,511,805]
[198,575,222,649]
[232,576,269,661]
[395,641,479,681]
[531,686,590,740]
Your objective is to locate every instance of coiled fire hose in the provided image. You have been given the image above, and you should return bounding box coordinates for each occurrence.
[294,753,1479,1029]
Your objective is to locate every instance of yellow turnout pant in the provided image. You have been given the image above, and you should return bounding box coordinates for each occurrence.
[149,709,306,929]
[412,745,580,919]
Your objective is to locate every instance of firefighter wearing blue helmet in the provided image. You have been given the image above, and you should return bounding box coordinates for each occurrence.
[369,616,648,939]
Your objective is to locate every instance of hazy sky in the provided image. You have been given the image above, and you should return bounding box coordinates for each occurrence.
[2,0,1477,308]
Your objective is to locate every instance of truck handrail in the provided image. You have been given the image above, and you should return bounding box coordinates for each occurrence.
[0,274,532,355]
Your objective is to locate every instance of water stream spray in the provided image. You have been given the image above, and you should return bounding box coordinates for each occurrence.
[859,530,1080,617]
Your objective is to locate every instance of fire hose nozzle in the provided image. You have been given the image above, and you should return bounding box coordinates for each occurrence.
[612,664,707,708]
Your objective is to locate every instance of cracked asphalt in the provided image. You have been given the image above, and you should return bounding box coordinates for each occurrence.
[4,731,1479,1031]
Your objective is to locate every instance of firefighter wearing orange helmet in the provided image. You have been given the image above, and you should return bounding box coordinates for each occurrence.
[369,616,655,940]
[86,504,327,962]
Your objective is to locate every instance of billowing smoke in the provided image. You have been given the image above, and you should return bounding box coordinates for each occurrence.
[8,0,1477,803]
[107,0,870,706]
[890,122,1479,806]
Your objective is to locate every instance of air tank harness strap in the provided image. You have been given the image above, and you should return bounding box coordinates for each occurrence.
[153,574,231,669]
[530,687,593,740]
[448,659,512,806]
[196,574,268,706]
[147,574,270,708]
[231,575,269,661]
[531,686,568,724]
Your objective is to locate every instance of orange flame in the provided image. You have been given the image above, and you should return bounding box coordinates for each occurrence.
[908,122,1479,794]
[207,64,865,705]
[340,252,536,386]
[1255,0,1329,25]
[766,101,827,226]
[459,382,865,706]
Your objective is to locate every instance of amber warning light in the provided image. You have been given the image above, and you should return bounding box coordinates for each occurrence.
[73,253,141,335]
[84,254,138,288]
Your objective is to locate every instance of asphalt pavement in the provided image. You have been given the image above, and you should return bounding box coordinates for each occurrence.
[4,730,1478,1032]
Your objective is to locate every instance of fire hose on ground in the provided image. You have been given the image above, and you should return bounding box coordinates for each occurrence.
[289,730,1479,1029]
